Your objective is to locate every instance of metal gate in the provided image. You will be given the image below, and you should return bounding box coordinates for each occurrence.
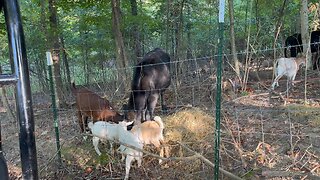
[0,0,38,179]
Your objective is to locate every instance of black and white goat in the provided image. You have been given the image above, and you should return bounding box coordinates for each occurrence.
[271,57,306,90]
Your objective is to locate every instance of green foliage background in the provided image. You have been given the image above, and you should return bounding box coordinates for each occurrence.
[0,0,318,93]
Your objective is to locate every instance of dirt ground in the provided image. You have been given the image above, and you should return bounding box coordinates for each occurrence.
[1,67,320,180]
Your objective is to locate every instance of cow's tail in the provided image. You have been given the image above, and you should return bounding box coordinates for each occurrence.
[133,64,143,89]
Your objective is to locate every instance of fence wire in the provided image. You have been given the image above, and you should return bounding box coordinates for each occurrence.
[0,46,320,179]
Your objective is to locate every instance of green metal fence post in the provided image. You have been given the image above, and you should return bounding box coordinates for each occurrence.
[214,1,225,179]
[46,51,62,166]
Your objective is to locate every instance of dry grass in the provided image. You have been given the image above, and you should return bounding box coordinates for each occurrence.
[158,107,216,178]
[285,104,320,126]
[164,107,215,143]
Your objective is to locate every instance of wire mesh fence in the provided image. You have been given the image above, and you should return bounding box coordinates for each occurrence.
[1,45,320,179]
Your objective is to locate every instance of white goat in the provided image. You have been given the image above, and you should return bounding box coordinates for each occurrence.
[88,120,143,179]
[118,126,143,180]
[88,121,132,156]
[271,57,305,90]
[130,116,164,164]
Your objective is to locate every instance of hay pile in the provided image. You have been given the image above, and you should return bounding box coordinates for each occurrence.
[160,107,215,177]
[164,107,215,143]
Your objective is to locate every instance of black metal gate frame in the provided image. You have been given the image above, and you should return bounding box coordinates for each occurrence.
[0,0,38,179]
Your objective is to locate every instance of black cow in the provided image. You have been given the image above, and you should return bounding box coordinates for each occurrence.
[284,33,302,58]
[284,30,320,69]
[124,48,171,123]
[311,30,320,52]
[0,152,9,180]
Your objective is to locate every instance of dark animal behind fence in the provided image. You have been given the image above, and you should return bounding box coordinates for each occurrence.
[71,82,123,133]
[284,30,320,69]
[284,33,302,58]
[125,48,171,123]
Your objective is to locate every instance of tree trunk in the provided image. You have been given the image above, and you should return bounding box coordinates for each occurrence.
[186,3,192,59]
[48,0,67,107]
[174,0,185,76]
[38,0,48,92]
[60,35,71,91]
[34,56,47,92]
[273,0,287,59]
[300,0,311,68]
[82,31,90,85]
[111,0,129,90]
[130,0,142,62]
[166,0,171,53]
[228,0,240,77]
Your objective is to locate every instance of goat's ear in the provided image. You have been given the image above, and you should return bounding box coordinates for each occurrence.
[125,121,134,126]
[119,120,134,127]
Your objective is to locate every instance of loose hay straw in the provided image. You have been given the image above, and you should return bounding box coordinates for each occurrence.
[161,107,216,176]
[164,107,215,143]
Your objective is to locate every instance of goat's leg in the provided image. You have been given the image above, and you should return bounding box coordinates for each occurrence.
[136,155,142,167]
[288,76,296,92]
[150,140,164,164]
[92,137,102,156]
[271,80,278,90]
[118,145,126,161]
[124,155,134,180]
[83,116,90,140]
[291,73,297,87]
[77,110,85,133]
[84,116,89,132]
[77,111,90,140]
[285,79,290,94]
[159,146,164,164]
[271,74,283,90]
[108,141,114,155]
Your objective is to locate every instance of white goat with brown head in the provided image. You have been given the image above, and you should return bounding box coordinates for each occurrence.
[271,56,306,90]
[88,121,132,156]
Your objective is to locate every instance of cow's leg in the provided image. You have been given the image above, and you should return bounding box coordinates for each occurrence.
[313,51,320,70]
[291,46,296,57]
[147,93,159,120]
[134,93,147,124]
[160,90,168,113]
[0,152,9,180]
[284,46,288,58]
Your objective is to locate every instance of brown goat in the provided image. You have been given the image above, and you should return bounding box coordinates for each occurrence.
[71,82,124,133]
